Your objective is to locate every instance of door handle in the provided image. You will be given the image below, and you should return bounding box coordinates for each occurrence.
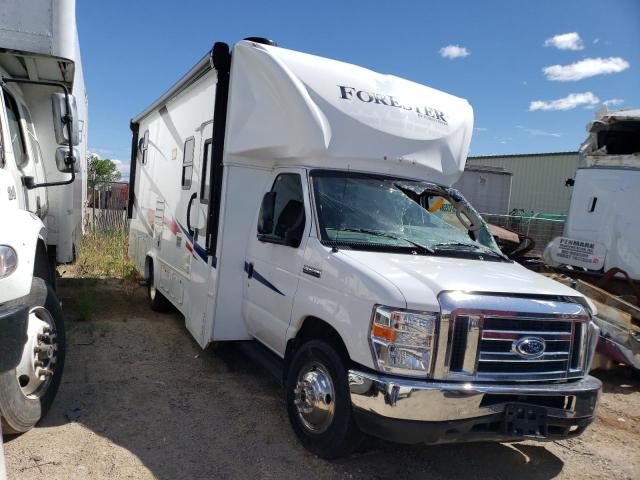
[247,262,254,279]
[186,192,197,237]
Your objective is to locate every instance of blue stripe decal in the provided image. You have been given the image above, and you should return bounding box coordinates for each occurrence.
[244,261,285,296]
[177,221,209,263]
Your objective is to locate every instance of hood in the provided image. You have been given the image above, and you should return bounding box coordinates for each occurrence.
[340,250,582,311]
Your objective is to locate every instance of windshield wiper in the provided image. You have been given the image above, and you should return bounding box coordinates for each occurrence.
[333,228,435,254]
[433,242,509,261]
[433,242,479,249]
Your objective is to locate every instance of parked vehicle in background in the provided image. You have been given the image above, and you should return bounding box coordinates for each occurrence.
[543,107,640,372]
[0,0,87,434]
[129,38,601,458]
[545,107,640,280]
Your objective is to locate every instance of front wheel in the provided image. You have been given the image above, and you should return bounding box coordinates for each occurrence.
[285,340,363,459]
[0,278,65,434]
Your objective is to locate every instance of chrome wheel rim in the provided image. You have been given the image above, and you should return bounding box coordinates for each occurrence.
[16,306,58,398]
[294,362,336,433]
[150,282,156,300]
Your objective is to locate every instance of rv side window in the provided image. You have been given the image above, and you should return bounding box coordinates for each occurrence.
[200,139,212,203]
[181,137,195,189]
[260,173,306,244]
[141,129,149,165]
[2,89,27,166]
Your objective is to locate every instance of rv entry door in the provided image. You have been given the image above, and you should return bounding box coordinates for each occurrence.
[182,122,216,346]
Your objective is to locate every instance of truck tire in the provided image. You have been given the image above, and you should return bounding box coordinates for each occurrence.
[148,261,172,312]
[285,340,363,459]
[0,278,65,434]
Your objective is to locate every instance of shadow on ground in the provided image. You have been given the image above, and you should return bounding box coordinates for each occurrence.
[5,277,568,479]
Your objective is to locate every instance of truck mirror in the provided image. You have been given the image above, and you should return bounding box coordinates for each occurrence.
[55,146,80,173]
[258,192,276,234]
[51,93,79,146]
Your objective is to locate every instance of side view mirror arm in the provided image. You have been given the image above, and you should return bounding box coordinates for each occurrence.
[1,77,76,189]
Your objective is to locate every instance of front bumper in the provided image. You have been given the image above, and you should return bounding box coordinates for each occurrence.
[0,305,29,373]
[349,369,601,444]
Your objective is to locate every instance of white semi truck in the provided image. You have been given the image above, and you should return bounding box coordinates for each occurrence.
[0,0,87,435]
[128,38,601,458]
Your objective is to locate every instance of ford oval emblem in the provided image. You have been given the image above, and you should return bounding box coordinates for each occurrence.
[513,336,546,359]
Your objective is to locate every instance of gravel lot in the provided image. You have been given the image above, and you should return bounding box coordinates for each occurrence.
[3,278,639,479]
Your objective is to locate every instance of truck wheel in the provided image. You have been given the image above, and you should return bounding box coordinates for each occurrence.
[148,261,172,312]
[285,340,363,459]
[0,278,65,434]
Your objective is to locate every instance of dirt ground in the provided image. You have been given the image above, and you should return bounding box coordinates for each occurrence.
[3,277,640,479]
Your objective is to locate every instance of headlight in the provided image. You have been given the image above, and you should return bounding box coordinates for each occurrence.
[0,245,18,279]
[369,306,437,377]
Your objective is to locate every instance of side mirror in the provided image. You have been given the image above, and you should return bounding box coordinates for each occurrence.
[55,146,80,173]
[51,93,79,146]
[257,192,276,234]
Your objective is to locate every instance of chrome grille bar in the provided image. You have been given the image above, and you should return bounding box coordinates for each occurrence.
[435,292,590,382]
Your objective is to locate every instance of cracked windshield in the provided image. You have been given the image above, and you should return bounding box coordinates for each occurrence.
[312,172,500,255]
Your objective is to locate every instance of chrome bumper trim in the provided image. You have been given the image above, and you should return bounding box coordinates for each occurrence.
[349,370,601,422]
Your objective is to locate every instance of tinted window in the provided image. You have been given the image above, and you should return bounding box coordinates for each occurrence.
[263,173,305,241]
[3,90,27,166]
[181,137,195,189]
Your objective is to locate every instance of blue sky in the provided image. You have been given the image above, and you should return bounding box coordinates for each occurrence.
[78,0,640,179]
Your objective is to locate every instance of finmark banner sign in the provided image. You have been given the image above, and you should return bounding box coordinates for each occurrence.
[548,236,607,270]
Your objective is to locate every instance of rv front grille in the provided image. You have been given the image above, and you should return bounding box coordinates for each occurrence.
[436,293,590,382]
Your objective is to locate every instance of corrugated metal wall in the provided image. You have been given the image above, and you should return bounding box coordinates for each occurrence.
[467,152,579,214]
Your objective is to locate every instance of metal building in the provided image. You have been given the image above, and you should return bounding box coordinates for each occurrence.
[453,165,512,214]
[467,152,579,215]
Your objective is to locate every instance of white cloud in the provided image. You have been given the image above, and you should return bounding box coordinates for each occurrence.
[111,159,130,179]
[439,45,470,59]
[603,98,624,107]
[543,57,629,81]
[474,127,488,132]
[516,125,562,137]
[593,38,600,44]
[544,32,584,51]
[89,147,114,157]
[529,92,600,111]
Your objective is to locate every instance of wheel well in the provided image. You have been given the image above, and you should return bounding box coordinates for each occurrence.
[284,317,351,382]
[144,256,153,281]
[33,239,54,287]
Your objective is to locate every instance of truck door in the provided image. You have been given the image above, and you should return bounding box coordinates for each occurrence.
[182,123,216,346]
[0,88,47,215]
[243,170,310,355]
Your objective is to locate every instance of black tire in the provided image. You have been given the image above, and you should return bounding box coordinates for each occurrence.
[285,340,363,459]
[148,261,172,312]
[0,278,65,434]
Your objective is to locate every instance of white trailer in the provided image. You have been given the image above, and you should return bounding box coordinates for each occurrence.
[0,0,87,434]
[545,108,640,279]
[129,38,601,458]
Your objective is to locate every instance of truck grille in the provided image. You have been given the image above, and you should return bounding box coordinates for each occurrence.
[435,293,590,382]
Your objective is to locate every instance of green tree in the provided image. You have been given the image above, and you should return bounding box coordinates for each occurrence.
[88,154,122,185]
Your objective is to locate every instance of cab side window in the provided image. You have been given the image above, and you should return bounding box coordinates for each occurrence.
[259,173,306,247]
[2,89,27,166]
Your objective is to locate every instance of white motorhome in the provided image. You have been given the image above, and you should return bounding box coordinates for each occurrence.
[545,108,640,280]
[129,38,601,458]
[0,0,87,434]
